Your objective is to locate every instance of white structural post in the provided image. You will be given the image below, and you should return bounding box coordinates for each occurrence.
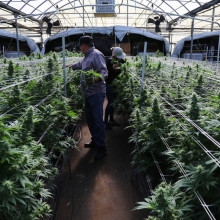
[3,46,5,58]
[83,0,85,27]
[217,34,220,72]
[14,13,20,57]
[62,36,67,97]
[140,42,147,95]
[190,17,195,60]
[127,0,129,26]
[40,23,44,50]
[114,27,116,46]
[211,6,215,32]
[206,46,208,63]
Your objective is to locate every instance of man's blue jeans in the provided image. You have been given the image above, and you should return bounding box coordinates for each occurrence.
[104,84,115,123]
[85,93,105,147]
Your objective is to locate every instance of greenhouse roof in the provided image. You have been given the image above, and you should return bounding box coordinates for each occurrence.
[0,0,220,45]
[0,0,216,21]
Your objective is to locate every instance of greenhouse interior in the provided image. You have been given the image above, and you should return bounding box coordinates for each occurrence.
[1,0,220,219]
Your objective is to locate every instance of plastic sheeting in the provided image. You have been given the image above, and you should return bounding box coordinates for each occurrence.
[0,29,40,53]
[42,26,170,54]
[172,31,220,57]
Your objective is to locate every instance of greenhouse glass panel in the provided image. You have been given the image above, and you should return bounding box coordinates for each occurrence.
[45,6,58,13]
[56,0,70,8]
[8,1,25,9]
[167,1,183,11]
[32,10,42,15]
[37,2,54,12]
[175,7,189,15]
[2,0,10,3]
[22,5,36,14]
[28,0,46,8]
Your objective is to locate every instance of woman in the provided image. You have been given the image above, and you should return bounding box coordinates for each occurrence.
[104,47,126,129]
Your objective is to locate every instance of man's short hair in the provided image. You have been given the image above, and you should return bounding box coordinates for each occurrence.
[79,35,94,46]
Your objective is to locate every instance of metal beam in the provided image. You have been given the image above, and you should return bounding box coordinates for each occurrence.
[14,13,20,57]
[153,9,220,27]
[0,1,41,24]
[0,4,149,24]
[169,0,220,26]
[0,16,40,33]
[211,5,215,31]
[190,17,195,60]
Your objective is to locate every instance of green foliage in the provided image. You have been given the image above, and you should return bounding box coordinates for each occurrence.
[0,53,84,219]
[23,69,30,81]
[82,70,103,87]
[7,60,14,78]
[151,98,165,128]
[47,57,54,73]
[176,163,218,192]
[195,75,204,94]
[155,50,164,58]
[18,106,35,144]
[134,182,192,220]
[189,93,200,121]
[37,52,43,59]
[113,56,220,219]
[53,52,58,62]
[0,119,54,219]
[3,57,7,64]
[157,61,161,71]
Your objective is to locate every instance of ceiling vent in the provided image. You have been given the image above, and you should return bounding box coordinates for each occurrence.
[96,0,115,14]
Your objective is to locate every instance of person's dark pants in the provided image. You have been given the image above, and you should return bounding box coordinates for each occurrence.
[85,93,105,147]
[105,84,115,123]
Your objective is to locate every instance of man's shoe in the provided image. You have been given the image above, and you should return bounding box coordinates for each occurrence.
[94,147,107,160]
[105,123,112,130]
[84,141,97,149]
[108,120,120,126]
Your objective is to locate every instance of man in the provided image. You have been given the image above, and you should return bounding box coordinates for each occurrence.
[66,35,108,160]
[104,47,126,129]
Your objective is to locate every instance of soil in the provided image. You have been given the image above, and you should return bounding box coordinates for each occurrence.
[53,113,147,220]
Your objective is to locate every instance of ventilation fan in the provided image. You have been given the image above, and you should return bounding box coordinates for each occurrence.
[42,16,60,35]
[148,15,165,33]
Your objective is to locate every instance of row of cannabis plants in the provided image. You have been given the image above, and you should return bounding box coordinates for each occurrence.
[0,53,84,219]
[113,56,220,219]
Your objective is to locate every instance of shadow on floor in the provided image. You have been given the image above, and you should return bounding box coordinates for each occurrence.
[53,115,147,220]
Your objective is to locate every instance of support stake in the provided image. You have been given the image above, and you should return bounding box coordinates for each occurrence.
[217,34,220,73]
[3,46,5,58]
[62,36,67,97]
[140,42,147,96]
[190,17,195,60]
[14,13,20,57]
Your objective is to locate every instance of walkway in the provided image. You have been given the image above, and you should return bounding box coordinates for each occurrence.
[53,114,146,220]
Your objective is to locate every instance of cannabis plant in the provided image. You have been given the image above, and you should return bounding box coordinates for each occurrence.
[188,93,200,121]
[134,182,192,220]
[7,60,14,78]
[82,69,103,88]
[0,119,54,219]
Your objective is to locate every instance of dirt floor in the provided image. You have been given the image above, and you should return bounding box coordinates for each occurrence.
[53,112,147,220]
